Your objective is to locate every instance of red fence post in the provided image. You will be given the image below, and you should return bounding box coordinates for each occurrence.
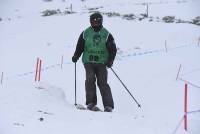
[184,83,188,131]
[35,58,39,82]
[35,58,42,82]
[38,59,42,82]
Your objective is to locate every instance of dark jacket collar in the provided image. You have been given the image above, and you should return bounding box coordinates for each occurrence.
[91,25,103,32]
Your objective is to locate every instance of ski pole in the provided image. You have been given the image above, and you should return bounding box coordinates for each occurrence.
[74,63,77,106]
[110,67,141,108]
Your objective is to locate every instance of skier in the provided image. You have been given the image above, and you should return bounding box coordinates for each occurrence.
[72,12,117,112]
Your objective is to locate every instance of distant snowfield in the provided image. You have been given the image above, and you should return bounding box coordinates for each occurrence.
[0,0,200,134]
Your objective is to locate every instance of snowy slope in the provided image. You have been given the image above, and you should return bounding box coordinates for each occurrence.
[0,0,200,134]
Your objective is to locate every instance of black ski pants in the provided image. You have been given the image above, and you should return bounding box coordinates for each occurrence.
[84,63,114,108]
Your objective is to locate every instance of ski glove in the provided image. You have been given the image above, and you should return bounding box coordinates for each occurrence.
[106,60,113,68]
[72,56,78,63]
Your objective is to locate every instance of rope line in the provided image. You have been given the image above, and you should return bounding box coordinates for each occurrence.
[187,109,200,115]
[117,44,191,59]
[1,43,199,82]
[172,115,184,134]
[172,110,200,134]
[178,77,200,89]
[180,68,200,77]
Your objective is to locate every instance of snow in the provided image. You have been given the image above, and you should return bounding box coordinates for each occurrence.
[0,0,200,134]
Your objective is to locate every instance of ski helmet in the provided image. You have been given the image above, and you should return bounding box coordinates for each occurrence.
[90,12,103,28]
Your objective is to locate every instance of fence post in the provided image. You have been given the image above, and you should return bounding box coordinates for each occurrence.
[38,59,42,82]
[1,72,3,85]
[61,55,64,69]
[35,58,42,82]
[184,83,188,131]
[70,4,73,12]
[165,40,168,52]
[176,64,181,80]
[146,3,149,17]
[35,58,39,82]
[198,37,200,47]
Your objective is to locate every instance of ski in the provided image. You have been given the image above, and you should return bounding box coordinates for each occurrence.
[75,104,87,110]
[75,104,102,112]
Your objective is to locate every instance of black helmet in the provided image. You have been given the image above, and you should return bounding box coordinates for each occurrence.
[90,12,103,28]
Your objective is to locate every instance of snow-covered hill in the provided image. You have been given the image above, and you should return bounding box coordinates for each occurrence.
[0,0,200,134]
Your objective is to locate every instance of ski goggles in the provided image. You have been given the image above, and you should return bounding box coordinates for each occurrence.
[91,17,102,23]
